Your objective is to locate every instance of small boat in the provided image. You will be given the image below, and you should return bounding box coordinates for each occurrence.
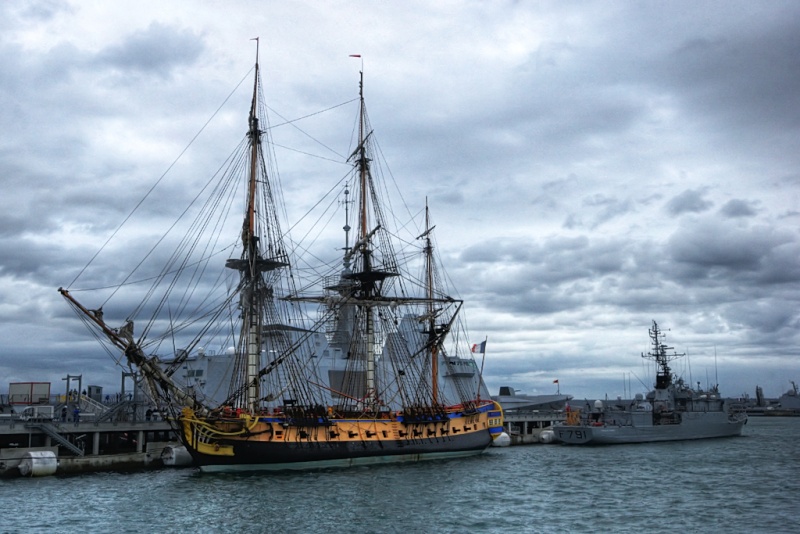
[60,47,503,471]
[554,321,747,445]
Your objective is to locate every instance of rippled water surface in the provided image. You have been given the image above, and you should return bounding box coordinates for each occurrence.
[2,417,797,533]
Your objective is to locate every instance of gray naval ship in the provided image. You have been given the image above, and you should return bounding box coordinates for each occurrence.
[554,321,747,445]
[763,381,800,416]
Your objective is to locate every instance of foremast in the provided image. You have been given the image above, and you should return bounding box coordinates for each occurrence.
[59,45,294,419]
[225,43,290,414]
[244,46,263,414]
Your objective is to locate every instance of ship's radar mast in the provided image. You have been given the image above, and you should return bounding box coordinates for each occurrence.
[642,320,684,389]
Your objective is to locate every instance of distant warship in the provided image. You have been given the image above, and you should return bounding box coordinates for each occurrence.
[555,321,747,444]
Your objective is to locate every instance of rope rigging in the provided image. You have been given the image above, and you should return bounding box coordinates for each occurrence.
[61,59,488,419]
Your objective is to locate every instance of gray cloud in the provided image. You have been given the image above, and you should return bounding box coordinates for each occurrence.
[1,0,798,400]
[668,220,792,275]
[93,22,204,78]
[720,199,758,218]
[666,189,714,215]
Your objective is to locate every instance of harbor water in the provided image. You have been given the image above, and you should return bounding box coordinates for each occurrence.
[1,417,797,533]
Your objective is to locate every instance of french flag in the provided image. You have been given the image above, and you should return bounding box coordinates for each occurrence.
[471,340,486,354]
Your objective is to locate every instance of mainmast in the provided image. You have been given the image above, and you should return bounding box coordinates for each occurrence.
[357,71,368,243]
[341,186,352,268]
[347,68,398,411]
[354,70,377,409]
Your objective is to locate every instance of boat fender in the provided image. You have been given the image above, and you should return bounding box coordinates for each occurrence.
[539,430,555,444]
[18,451,57,477]
[491,432,511,447]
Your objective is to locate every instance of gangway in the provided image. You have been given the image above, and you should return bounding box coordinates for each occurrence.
[26,422,84,456]
[77,394,109,416]
[94,400,129,423]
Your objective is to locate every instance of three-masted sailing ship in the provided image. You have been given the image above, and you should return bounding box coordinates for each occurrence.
[60,52,503,471]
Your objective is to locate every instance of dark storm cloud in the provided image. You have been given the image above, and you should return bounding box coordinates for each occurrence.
[666,188,714,215]
[93,22,205,78]
[1,1,799,400]
[667,220,792,275]
[720,199,758,218]
[458,234,635,317]
[0,236,58,281]
[724,298,797,335]
[665,16,800,132]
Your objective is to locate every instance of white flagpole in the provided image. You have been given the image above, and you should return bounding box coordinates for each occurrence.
[478,336,488,400]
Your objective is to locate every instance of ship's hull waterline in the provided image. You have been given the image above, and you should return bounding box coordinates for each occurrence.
[182,403,504,472]
[555,416,745,445]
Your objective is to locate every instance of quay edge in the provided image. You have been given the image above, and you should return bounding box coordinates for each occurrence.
[492,386,570,445]
[1,418,182,478]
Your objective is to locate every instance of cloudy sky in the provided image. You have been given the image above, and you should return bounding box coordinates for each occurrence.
[2,0,799,401]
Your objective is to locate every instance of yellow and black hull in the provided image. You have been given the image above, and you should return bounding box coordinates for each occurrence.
[179,401,504,472]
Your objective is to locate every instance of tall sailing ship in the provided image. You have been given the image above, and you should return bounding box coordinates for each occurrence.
[60,52,503,471]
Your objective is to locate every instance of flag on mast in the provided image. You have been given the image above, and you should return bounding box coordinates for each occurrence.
[471,340,487,354]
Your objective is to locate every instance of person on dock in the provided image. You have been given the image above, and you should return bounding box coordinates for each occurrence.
[73,406,80,425]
